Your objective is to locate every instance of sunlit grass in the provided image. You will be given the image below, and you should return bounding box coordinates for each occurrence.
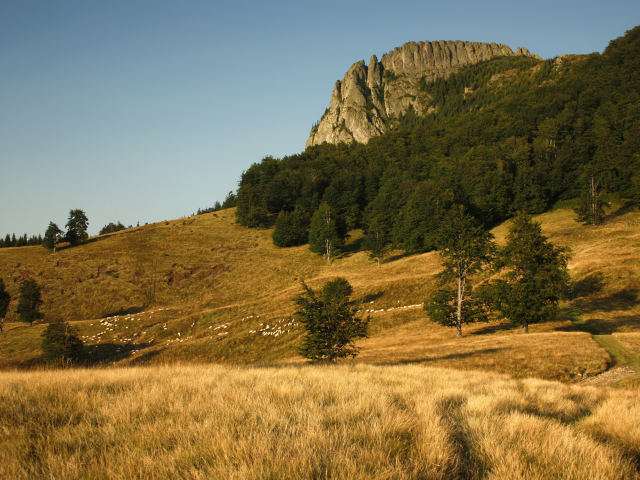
[0,364,638,480]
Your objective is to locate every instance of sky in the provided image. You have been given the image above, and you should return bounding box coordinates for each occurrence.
[2,0,639,237]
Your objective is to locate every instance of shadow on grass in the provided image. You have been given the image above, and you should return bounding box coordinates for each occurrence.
[469,322,516,335]
[603,201,638,221]
[374,347,508,365]
[83,342,156,363]
[341,235,365,256]
[362,291,386,303]
[573,288,639,313]
[100,306,146,318]
[570,273,605,299]
[385,251,415,263]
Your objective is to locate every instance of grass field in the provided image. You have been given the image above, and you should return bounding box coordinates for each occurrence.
[0,205,638,381]
[1,364,639,480]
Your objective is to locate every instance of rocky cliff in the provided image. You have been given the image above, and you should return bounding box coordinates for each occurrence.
[306,40,541,148]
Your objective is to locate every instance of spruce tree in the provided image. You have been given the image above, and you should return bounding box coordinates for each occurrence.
[425,205,495,337]
[65,209,89,246]
[294,277,369,362]
[490,213,570,333]
[43,222,64,252]
[17,278,44,326]
[0,278,10,334]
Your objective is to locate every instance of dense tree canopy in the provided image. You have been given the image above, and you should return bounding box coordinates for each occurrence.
[235,26,640,252]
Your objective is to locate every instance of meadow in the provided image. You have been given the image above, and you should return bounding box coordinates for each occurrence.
[1,363,639,480]
[1,205,640,478]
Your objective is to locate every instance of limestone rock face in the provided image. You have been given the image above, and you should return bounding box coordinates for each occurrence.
[306,40,542,148]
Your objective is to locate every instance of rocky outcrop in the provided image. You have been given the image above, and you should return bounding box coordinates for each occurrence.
[307,40,541,148]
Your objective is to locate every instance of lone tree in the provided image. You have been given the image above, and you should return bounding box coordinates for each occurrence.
[490,213,570,333]
[294,277,369,362]
[65,209,89,246]
[43,222,64,252]
[308,203,347,262]
[17,278,44,326]
[425,205,495,337]
[0,278,10,333]
[41,320,84,365]
[362,217,391,266]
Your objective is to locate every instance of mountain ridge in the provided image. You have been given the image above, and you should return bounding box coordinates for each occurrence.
[307,40,542,147]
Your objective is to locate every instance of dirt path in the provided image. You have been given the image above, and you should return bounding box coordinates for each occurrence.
[569,313,640,386]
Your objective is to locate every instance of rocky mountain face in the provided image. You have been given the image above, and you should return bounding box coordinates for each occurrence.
[306,40,541,148]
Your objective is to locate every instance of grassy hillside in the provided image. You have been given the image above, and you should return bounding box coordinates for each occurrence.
[0,205,639,382]
[1,364,639,479]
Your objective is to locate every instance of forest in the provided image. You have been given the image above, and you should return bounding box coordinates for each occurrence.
[236,26,640,254]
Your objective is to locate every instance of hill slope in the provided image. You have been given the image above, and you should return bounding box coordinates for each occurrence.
[1,204,639,383]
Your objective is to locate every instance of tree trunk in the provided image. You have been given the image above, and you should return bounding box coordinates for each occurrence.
[522,324,529,334]
[456,273,464,338]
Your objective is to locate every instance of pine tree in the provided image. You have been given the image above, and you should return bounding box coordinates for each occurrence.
[308,203,347,262]
[425,205,495,337]
[17,278,44,326]
[0,278,10,334]
[43,222,64,252]
[490,213,570,333]
[293,277,369,362]
[41,320,84,364]
[65,209,89,246]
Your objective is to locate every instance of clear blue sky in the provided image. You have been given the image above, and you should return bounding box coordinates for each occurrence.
[2,0,639,237]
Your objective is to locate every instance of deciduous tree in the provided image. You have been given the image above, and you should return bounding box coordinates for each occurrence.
[425,205,495,337]
[308,203,347,262]
[490,213,570,333]
[294,277,369,362]
[41,320,84,364]
[362,217,390,266]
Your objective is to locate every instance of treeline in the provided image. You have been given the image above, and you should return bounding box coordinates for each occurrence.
[196,191,238,215]
[0,233,43,248]
[236,26,640,255]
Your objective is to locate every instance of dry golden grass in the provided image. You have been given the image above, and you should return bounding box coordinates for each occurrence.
[0,205,638,380]
[0,364,638,480]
